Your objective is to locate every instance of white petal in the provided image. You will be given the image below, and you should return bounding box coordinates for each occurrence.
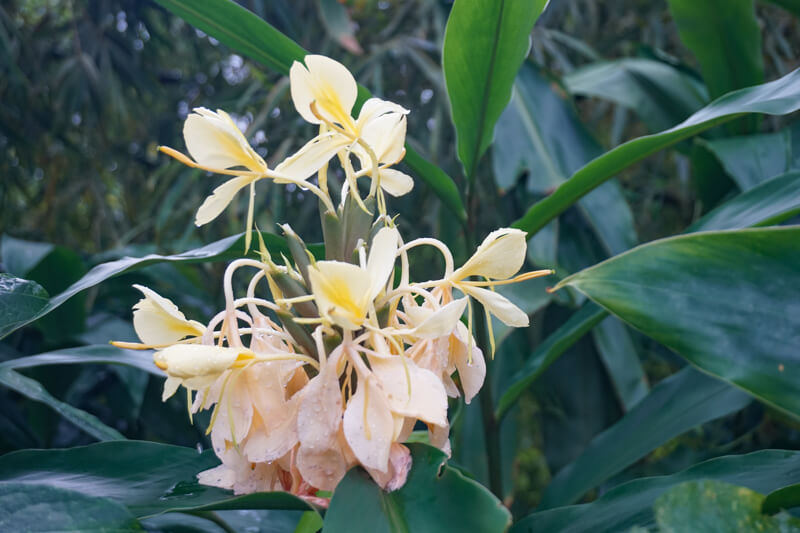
[274,132,351,182]
[461,285,529,327]
[154,344,242,379]
[378,169,414,197]
[356,98,409,130]
[161,376,182,401]
[290,55,357,128]
[195,175,257,226]
[366,226,399,300]
[452,323,486,404]
[289,60,318,124]
[343,377,394,472]
[184,108,265,172]
[368,356,448,426]
[132,285,204,345]
[296,445,347,491]
[360,113,406,164]
[297,356,342,450]
[453,228,527,280]
[408,298,467,339]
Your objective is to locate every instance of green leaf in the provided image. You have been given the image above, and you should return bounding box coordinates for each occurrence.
[697,122,800,191]
[655,480,800,532]
[667,0,763,101]
[538,367,751,509]
[0,367,125,441]
[496,302,608,420]
[766,0,800,17]
[564,58,709,131]
[316,0,362,55]
[0,441,314,518]
[493,64,637,256]
[0,275,48,339]
[0,232,299,340]
[443,0,548,179]
[558,227,800,419]
[511,450,800,533]
[591,316,649,411]
[763,483,800,515]
[0,482,143,532]
[153,0,466,222]
[688,171,800,232]
[512,68,800,237]
[325,443,511,533]
[0,344,162,376]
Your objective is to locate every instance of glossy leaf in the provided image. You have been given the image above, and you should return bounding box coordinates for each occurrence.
[443,0,548,179]
[0,231,301,340]
[655,480,800,532]
[763,483,800,515]
[0,441,314,518]
[496,302,608,420]
[538,367,751,509]
[564,58,708,131]
[154,0,466,222]
[325,443,511,532]
[667,0,763,101]
[511,450,800,533]
[591,316,649,411]
[688,171,800,232]
[513,68,800,237]
[557,227,800,419]
[0,368,125,442]
[0,344,161,376]
[494,64,637,256]
[0,482,142,532]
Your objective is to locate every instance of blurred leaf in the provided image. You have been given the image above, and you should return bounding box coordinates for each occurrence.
[655,480,800,532]
[564,58,709,131]
[0,482,143,532]
[0,441,315,518]
[513,68,800,237]
[153,0,466,223]
[496,302,608,420]
[591,316,649,412]
[142,509,305,533]
[698,122,800,191]
[443,0,549,179]
[0,231,300,340]
[539,367,751,509]
[0,344,162,376]
[316,0,362,55]
[667,0,763,101]
[0,275,48,339]
[688,171,800,232]
[0,367,125,441]
[0,235,53,275]
[511,450,800,533]
[325,443,511,532]
[763,483,800,515]
[766,0,800,16]
[494,64,637,256]
[558,227,800,419]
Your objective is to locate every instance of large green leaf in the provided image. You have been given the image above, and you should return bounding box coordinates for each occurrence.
[591,316,649,411]
[511,450,800,533]
[0,345,161,375]
[564,58,709,131]
[688,171,800,232]
[0,367,125,442]
[443,0,548,179]
[557,227,800,419]
[654,480,800,532]
[496,302,608,420]
[513,68,800,237]
[0,482,143,532]
[538,367,751,509]
[325,443,511,532]
[493,64,637,256]
[0,441,314,518]
[763,483,800,515]
[698,122,800,191]
[0,232,296,340]
[153,0,466,222]
[667,0,763,101]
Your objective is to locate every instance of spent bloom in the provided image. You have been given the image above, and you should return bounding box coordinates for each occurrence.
[115,54,551,505]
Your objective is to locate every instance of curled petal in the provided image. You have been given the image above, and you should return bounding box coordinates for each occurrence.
[290,55,357,128]
[366,226,400,300]
[358,112,407,164]
[452,228,527,280]
[356,98,409,129]
[368,356,448,427]
[460,284,529,327]
[274,133,351,182]
[378,169,414,197]
[184,108,266,172]
[195,175,258,226]
[132,284,204,345]
[452,323,486,404]
[405,298,467,339]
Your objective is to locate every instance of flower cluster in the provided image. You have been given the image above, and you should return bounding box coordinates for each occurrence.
[115,55,550,505]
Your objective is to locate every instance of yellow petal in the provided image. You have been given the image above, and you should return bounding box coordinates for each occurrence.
[309,261,373,329]
[460,284,529,327]
[195,175,257,226]
[273,132,351,182]
[343,377,394,472]
[452,228,527,280]
[368,356,448,427]
[290,55,357,129]
[184,108,266,172]
[366,226,399,300]
[132,284,205,345]
[378,169,414,197]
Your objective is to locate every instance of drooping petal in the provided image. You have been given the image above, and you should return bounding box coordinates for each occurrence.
[359,112,407,164]
[161,376,182,402]
[428,421,452,457]
[366,226,399,300]
[364,443,412,491]
[377,169,414,197]
[290,55,357,129]
[452,228,527,280]
[309,261,373,329]
[368,356,448,427]
[184,108,266,172]
[296,445,348,492]
[154,344,244,380]
[297,352,342,451]
[342,377,394,472]
[273,132,351,182]
[451,322,486,404]
[132,284,205,345]
[195,175,258,226]
[459,284,529,327]
[405,297,467,339]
